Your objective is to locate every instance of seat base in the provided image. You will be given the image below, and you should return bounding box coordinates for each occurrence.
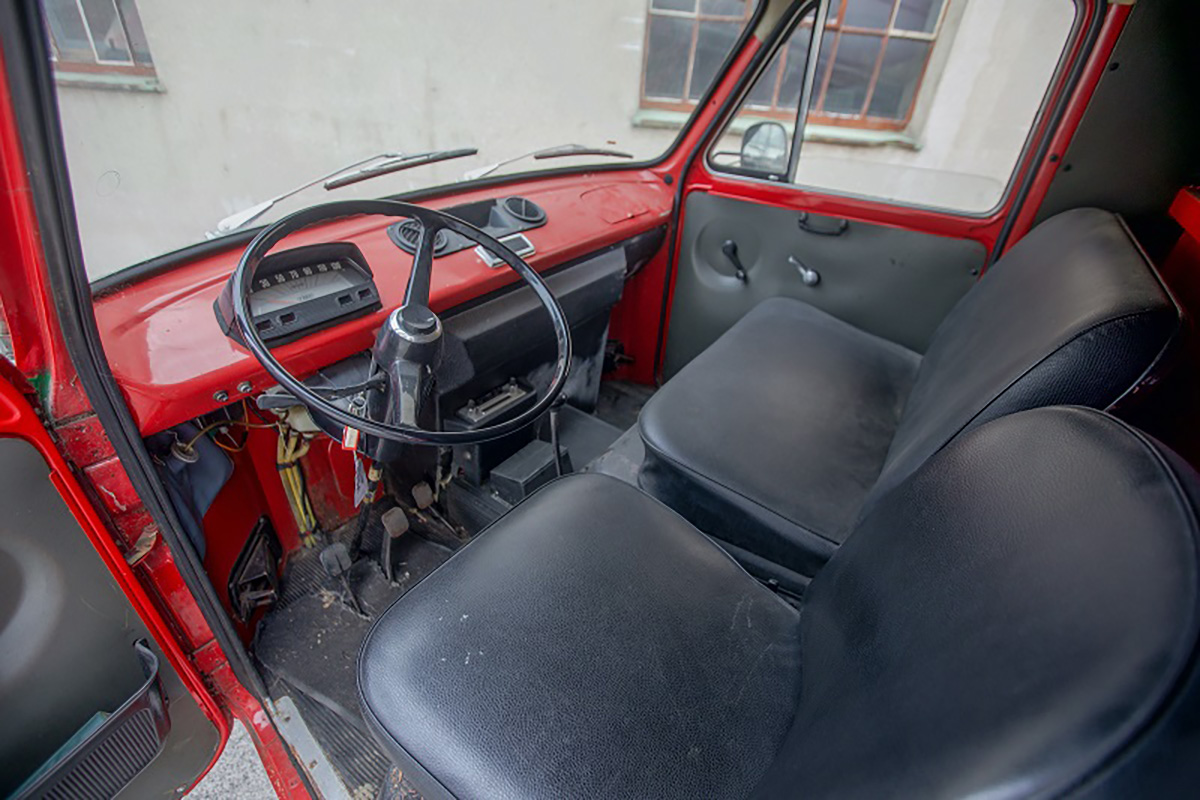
[640,297,920,588]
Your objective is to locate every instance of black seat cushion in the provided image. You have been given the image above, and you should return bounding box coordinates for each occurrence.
[754,407,1200,797]
[639,297,920,589]
[359,474,801,800]
[640,208,1179,589]
[360,408,1200,798]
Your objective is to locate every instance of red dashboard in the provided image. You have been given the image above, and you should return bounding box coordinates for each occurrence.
[94,171,673,435]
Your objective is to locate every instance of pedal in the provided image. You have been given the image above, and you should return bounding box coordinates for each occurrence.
[319,542,363,615]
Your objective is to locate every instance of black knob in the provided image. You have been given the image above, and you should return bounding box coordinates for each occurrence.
[721,240,748,283]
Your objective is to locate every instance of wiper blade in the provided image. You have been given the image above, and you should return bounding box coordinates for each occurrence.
[324,148,479,190]
[209,151,402,236]
[533,143,633,160]
[463,143,633,181]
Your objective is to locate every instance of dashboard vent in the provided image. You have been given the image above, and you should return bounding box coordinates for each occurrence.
[503,196,546,225]
[393,220,450,256]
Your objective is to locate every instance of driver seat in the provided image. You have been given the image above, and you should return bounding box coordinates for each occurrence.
[358,406,1200,799]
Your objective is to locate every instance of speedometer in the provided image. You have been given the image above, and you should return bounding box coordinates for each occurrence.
[250,264,359,314]
[215,242,381,345]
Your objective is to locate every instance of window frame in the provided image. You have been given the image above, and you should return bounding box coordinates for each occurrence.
[808,0,950,131]
[703,0,1089,219]
[43,0,158,85]
[640,1,756,112]
[641,0,951,131]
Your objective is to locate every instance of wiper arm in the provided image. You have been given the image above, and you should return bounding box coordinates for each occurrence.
[463,143,633,181]
[209,152,402,236]
[324,148,479,190]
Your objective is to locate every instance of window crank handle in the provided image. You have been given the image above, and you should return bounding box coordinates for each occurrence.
[721,240,748,283]
[788,255,820,287]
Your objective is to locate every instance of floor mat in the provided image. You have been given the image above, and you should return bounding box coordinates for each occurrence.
[594,380,656,431]
[254,505,452,798]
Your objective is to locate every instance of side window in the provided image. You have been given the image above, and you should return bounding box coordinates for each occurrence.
[709,0,1078,213]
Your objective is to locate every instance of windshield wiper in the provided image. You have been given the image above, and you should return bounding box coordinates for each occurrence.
[323,148,478,190]
[208,147,477,237]
[463,143,633,181]
[209,152,402,237]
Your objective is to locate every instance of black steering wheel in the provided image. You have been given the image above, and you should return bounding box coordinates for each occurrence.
[231,199,572,446]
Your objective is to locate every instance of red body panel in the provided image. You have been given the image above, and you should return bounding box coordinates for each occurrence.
[94,174,673,435]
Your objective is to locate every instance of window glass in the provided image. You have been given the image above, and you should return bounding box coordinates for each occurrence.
[843,0,894,29]
[79,0,132,63]
[709,0,1078,213]
[896,0,944,33]
[47,1,754,279]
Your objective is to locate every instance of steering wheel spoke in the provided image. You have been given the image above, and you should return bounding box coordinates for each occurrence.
[402,216,442,311]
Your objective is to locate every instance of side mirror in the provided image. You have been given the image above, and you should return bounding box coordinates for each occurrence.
[740,121,789,176]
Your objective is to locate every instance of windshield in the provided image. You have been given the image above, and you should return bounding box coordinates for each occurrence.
[43,0,758,280]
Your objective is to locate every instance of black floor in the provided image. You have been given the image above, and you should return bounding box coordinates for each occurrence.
[254,505,452,798]
[594,380,656,431]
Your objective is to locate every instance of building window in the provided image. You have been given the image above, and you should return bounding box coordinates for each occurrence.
[642,0,948,131]
[41,0,157,83]
[642,0,752,108]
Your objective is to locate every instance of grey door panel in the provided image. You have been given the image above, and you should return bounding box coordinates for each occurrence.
[663,193,985,378]
[0,438,220,798]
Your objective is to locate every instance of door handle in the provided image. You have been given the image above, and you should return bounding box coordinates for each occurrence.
[797,212,849,236]
[788,255,820,287]
[720,240,748,283]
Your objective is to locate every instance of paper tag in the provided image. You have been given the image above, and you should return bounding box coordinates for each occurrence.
[353,453,369,508]
[341,425,360,451]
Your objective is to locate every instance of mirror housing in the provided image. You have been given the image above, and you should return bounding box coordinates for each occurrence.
[740,121,789,176]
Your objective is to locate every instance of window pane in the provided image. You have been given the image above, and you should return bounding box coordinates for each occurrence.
[842,0,894,29]
[689,20,739,100]
[116,0,153,65]
[645,15,692,98]
[699,0,746,16]
[43,0,93,62]
[895,0,943,33]
[745,47,784,107]
[708,8,817,177]
[867,37,929,119]
[777,26,814,109]
[651,0,696,11]
[821,33,882,115]
[80,0,132,63]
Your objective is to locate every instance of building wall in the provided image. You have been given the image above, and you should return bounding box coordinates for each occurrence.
[55,0,1074,279]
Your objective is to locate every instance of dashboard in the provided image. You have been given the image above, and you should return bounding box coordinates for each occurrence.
[93,171,673,435]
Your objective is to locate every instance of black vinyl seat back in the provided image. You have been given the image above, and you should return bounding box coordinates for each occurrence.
[754,407,1200,798]
[873,208,1179,504]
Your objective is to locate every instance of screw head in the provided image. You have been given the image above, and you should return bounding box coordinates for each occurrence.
[213,390,229,403]
[237,381,252,394]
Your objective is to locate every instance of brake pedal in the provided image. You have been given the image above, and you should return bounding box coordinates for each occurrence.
[319,542,363,615]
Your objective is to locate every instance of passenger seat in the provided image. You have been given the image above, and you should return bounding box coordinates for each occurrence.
[638,208,1180,592]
